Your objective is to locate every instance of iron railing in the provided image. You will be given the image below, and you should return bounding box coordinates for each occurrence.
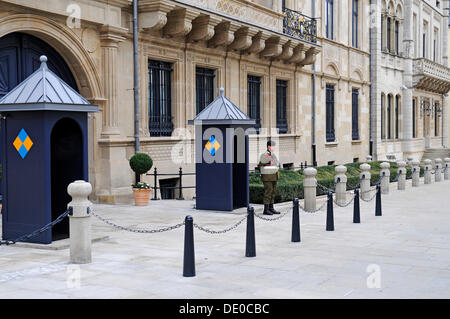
[283,8,317,43]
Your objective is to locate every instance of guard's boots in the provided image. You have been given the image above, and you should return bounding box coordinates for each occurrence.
[263,204,273,215]
[269,204,281,215]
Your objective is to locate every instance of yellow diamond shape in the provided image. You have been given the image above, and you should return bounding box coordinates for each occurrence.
[205,141,212,151]
[212,141,221,150]
[13,137,23,151]
[23,136,33,151]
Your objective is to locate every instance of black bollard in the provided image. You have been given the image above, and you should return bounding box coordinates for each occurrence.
[375,184,382,216]
[245,206,256,257]
[291,198,301,242]
[183,216,195,277]
[353,188,360,223]
[326,191,335,231]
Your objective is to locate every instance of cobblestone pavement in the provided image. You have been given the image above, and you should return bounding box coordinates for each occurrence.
[0,178,449,298]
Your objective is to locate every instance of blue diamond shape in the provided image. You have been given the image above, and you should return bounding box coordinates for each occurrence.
[210,147,216,156]
[17,145,29,159]
[209,136,216,144]
[18,129,28,143]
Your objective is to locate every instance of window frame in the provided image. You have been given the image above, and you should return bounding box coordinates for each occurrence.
[276,79,288,134]
[247,75,262,132]
[351,88,359,140]
[195,66,216,115]
[352,0,359,48]
[325,84,336,142]
[326,0,334,40]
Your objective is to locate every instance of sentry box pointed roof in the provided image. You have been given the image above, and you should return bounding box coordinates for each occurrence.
[0,55,98,112]
[188,88,255,126]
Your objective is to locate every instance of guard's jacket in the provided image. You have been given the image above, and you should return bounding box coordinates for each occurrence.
[258,150,280,182]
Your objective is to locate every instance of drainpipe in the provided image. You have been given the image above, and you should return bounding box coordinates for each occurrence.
[311,0,317,166]
[133,0,140,155]
[369,0,375,158]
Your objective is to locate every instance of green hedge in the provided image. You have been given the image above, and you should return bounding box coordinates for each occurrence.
[249,161,420,204]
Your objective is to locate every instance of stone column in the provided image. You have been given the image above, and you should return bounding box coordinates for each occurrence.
[397,160,406,190]
[412,160,420,187]
[303,168,317,212]
[443,95,448,148]
[435,158,443,182]
[334,165,347,206]
[380,162,391,195]
[99,26,127,137]
[360,163,371,201]
[444,158,450,180]
[424,159,432,184]
[67,181,93,264]
[407,156,414,168]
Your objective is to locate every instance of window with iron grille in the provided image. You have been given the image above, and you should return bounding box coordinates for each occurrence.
[247,75,261,132]
[276,80,288,134]
[352,0,358,48]
[148,59,173,137]
[435,102,439,136]
[352,89,359,140]
[326,84,335,142]
[196,67,215,115]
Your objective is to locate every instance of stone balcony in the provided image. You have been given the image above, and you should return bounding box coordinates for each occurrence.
[138,0,320,66]
[413,58,450,94]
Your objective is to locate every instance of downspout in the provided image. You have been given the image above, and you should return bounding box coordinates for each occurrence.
[369,0,374,157]
[311,0,317,166]
[133,0,140,155]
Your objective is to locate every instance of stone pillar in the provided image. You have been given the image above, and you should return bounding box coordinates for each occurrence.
[67,181,92,264]
[366,155,373,162]
[99,26,127,137]
[397,161,406,190]
[424,159,432,184]
[412,160,420,187]
[360,163,371,201]
[334,165,347,206]
[407,156,414,168]
[435,158,443,182]
[380,162,391,194]
[303,168,317,212]
[444,158,450,180]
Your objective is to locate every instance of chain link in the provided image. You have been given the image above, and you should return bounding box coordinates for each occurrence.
[299,200,328,214]
[359,188,378,202]
[254,205,292,221]
[193,215,247,234]
[333,193,356,208]
[90,210,185,233]
[0,208,72,246]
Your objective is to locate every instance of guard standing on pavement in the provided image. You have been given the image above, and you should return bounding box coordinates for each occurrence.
[258,140,281,215]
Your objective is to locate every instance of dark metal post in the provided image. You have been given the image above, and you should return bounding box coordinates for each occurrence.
[151,167,159,200]
[326,191,334,231]
[375,184,382,216]
[177,167,184,200]
[291,198,301,242]
[183,216,195,277]
[245,206,256,257]
[353,188,360,223]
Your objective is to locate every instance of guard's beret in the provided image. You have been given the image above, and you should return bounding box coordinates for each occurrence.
[267,140,276,147]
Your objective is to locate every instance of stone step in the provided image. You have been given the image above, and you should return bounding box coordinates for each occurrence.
[420,148,450,164]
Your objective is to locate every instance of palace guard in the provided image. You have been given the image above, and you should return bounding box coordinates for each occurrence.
[258,140,281,215]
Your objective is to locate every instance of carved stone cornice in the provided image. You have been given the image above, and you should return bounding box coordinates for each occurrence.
[260,36,282,58]
[300,47,320,66]
[139,2,176,31]
[289,44,307,64]
[163,8,199,37]
[228,27,258,52]
[244,31,270,54]
[277,40,295,61]
[99,25,127,46]
[208,21,240,48]
[187,15,221,42]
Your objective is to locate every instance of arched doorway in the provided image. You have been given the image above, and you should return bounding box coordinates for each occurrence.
[0,32,78,98]
[51,118,84,240]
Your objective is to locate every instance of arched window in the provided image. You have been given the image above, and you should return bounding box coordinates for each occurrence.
[395,20,399,54]
[381,94,386,140]
[387,94,392,139]
[395,95,400,139]
[352,0,359,48]
[387,17,392,52]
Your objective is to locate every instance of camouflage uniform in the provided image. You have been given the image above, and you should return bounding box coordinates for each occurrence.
[258,151,280,205]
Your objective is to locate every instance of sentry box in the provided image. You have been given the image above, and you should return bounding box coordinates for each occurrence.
[0,56,97,244]
[188,88,255,211]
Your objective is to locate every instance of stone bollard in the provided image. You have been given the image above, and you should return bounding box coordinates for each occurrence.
[397,161,406,190]
[407,156,414,168]
[424,159,432,184]
[412,160,420,187]
[380,162,391,195]
[334,165,347,207]
[67,180,92,264]
[303,167,317,212]
[434,158,443,182]
[366,155,373,162]
[445,158,450,180]
[360,163,371,201]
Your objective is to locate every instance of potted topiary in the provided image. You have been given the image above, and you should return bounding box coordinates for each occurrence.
[129,153,153,206]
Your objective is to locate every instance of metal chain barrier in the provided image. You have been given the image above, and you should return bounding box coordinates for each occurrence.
[299,200,328,214]
[347,176,364,190]
[406,168,415,179]
[333,192,356,208]
[0,208,72,246]
[90,209,185,234]
[254,205,292,221]
[193,215,248,234]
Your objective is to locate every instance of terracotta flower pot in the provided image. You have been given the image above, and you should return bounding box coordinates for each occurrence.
[133,188,151,206]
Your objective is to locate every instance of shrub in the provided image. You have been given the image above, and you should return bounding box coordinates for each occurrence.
[129,153,153,175]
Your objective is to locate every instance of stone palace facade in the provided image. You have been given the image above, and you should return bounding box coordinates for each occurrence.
[0,0,448,203]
